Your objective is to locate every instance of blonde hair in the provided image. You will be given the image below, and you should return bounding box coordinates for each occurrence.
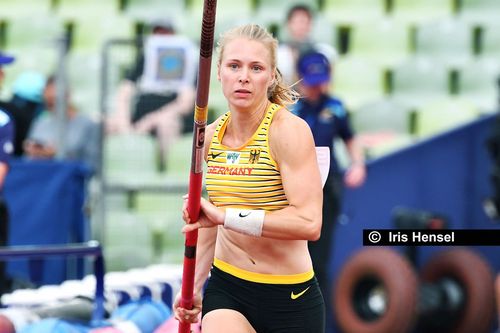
[216,24,299,106]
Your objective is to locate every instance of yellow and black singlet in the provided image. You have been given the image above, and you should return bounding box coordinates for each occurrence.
[206,103,289,211]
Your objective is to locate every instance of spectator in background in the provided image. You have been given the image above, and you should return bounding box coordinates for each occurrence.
[277,4,337,86]
[0,51,16,294]
[106,18,197,171]
[23,75,98,172]
[291,51,366,320]
[1,71,46,156]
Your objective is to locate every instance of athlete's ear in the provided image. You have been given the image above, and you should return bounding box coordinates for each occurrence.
[217,63,221,81]
[270,67,277,85]
[268,68,277,88]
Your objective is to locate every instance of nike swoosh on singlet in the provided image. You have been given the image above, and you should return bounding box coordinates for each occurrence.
[291,286,311,300]
[210,152,223,159]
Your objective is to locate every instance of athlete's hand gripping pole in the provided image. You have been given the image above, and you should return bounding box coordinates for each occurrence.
[179,1,217,333]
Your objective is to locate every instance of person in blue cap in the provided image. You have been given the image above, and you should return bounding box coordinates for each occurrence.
[0,51,16,294]
[291,50,367,320]
[1,71,46,156]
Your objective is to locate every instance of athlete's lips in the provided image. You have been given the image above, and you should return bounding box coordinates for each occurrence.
[234,89,252,98]
[235,89,251,94]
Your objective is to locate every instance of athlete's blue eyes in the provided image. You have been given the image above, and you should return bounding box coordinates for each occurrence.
[227,63,263,72]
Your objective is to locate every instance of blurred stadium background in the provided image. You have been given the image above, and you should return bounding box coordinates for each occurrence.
[0,0,499,332]
[1,0,497,271]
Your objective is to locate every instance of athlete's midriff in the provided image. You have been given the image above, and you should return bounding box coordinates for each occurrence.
[214,228,314,277]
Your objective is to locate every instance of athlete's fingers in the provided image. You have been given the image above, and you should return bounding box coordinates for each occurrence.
[182,197,191,223]
[182,307,201,317]
[177,314,199,324]
[199,198,224,225]
[182,221,202,233]
[182,207,191,224]
[175,307,200,323]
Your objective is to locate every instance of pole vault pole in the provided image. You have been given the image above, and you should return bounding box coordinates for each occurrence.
[179,1,217,332]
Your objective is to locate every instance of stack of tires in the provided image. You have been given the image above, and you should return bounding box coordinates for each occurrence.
[333,247,495,333]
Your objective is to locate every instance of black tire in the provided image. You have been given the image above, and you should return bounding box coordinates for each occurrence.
[333,247,419,333]
[420,248,495,333]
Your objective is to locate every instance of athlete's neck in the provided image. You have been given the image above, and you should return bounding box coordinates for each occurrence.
[227,100,270,145]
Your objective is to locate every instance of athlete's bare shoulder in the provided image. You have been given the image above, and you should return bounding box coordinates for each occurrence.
[269,106,315,163]
[270,106,314,144]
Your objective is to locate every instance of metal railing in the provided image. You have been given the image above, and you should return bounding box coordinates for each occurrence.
[0,241,106,323]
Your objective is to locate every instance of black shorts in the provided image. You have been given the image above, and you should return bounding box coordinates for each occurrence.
[202,264,325,333]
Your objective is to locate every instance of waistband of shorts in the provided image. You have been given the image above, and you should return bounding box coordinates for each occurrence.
[213,257,314,284]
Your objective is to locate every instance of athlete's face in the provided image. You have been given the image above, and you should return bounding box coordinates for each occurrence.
[218,37,275,111]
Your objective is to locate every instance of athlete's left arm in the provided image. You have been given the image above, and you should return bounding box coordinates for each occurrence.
[262,110,323,240]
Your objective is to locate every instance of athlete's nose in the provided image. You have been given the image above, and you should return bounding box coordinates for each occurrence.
[239,68,250,83]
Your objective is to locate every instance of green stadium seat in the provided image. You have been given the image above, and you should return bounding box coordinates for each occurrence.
[391,56,451,110]
[5,16,64,51]
[104,132,160,184]
[459,0,500,25]
[348,18,410,68]
[332,57,385,112]
[68,16,135,54]
[482,22,500,64]
[66,53,101,117]
[162,133,195,178]
[351,98,414,158]
[135,209,185,264]
[392,0,454,25]
[135,192,184,214]
[413,97,479,138]
[125,0,186,21]
[105,192,129,211]
[415,19,473,68]
[458,58,500,113]
[56,0,119,20]
[351,98,411,135]
[322,0,385,25]
[0,0,51,19]
[103,211,154,271]
[311,13,337,46]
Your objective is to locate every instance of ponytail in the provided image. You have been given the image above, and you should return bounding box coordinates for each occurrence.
[268,68,300,107]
